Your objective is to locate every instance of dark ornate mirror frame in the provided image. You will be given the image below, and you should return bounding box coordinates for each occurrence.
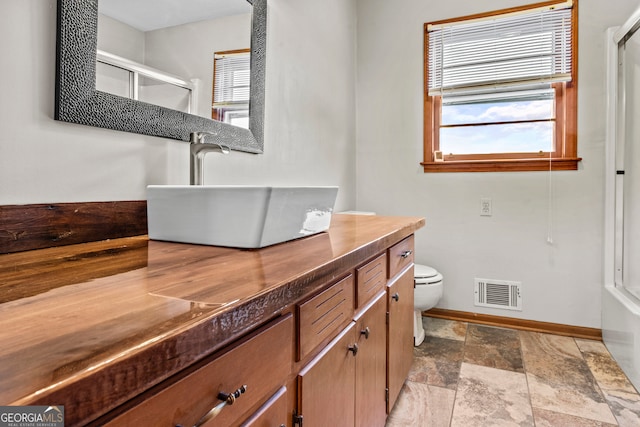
[54,0,266,153]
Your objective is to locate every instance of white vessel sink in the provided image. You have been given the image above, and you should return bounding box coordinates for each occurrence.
[147,185,338,248]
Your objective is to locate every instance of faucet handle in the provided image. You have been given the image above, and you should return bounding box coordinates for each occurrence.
[189,131,201,143]
[190,131,218,143]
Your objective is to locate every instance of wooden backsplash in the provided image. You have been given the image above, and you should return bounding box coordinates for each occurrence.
[0,201,147,254]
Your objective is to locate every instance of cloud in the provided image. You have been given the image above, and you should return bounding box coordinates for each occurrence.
[441,121,553,154]
[443,100,552,124]
[480,101,551,121]
[439,100,554,154]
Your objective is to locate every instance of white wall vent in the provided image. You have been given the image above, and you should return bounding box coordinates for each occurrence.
[474,278,522,311]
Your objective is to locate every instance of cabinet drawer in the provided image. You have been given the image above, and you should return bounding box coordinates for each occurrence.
[105,315,293,427]
[356,253,387,308]
[297,275,354,361]
[388,235,414,279]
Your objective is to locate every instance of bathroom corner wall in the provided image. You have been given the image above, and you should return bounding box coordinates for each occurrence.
[355,0,637,328]
[0,0,356,212]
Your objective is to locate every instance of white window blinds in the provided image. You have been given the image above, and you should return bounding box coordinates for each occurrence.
[427,0,573,96]
[213,51,250,105]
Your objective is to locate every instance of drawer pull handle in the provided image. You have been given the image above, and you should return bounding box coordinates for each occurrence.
[392,293,399,302]
[348,343,359,356]
[360,327,370,339]
[400,250,413,259]
[189,385,247,427]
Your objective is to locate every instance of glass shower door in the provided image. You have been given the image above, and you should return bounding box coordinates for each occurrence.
[616,27,640,301]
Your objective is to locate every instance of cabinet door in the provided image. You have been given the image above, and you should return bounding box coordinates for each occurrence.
[354,292,387,427]
[386,267,414,413]
[297,322,356,427]
[239,386,288,427]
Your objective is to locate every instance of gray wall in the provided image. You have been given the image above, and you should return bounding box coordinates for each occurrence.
[355,0,638,328]
[0,0,356,211]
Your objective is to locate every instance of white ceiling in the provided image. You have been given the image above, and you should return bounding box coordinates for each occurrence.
[99,0,252,32]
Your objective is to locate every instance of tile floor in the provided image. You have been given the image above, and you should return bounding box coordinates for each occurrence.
[386,317,640,427]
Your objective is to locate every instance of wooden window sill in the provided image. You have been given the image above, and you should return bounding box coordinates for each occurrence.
[421,157,582,173]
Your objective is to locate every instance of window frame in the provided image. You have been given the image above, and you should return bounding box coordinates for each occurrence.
[422,0,580,173]
[211,48,251,123]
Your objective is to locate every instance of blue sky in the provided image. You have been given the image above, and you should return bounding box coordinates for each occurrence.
[440,99,554,154]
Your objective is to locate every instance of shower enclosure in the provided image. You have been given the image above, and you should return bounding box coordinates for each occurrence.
[604,9,640,390]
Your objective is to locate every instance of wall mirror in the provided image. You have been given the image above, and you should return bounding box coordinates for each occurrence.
[55,0,266,153]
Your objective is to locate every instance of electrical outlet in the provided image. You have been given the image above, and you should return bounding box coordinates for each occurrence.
[480,198,492,216]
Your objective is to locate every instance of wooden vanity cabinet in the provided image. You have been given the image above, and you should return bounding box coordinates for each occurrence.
[354,291,388,427]
[356,253,387,307]
[388,235,414,278]
[386,236,415,413]
[296,235,416,425]
[238,386,288,427]
[296,290,387,427]
[297,275,354,362]
[102,315,293,427]
[386,266,414,413]
[297,321,357,426]
[96,233,417,426]
[1,214,425,427]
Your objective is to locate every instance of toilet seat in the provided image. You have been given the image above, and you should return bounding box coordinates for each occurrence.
[415,264,443,285]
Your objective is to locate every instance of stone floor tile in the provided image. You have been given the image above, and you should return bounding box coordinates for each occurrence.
[385,381,455,427]
[450,363,534,426]
[575,338,640,425]
[576,338,639,395]
[604,389,640,427]
[533,407,617,426]
[391,322,640,426]
[422,317,467,341]
[520,332,617,424]
[464,324,524,373]
[409,335,464,389]
[520,330,583,360]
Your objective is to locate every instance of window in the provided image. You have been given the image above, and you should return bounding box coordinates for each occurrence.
[423,0,580,172]
[212,49,251,129]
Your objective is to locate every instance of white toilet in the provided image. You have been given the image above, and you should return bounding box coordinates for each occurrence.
[413,264,443,346]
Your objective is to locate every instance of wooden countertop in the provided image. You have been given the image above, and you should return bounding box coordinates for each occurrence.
[0,214,424,425]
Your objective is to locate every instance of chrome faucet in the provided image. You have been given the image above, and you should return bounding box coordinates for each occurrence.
[189,131,230,185]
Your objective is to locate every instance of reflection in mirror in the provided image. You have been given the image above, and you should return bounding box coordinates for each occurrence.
[96,61,131,98]
[138,75,194,113]
[97,0,251,122]
[55,0,266,153]
[96,50,197,114]
[212,49,251,128]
